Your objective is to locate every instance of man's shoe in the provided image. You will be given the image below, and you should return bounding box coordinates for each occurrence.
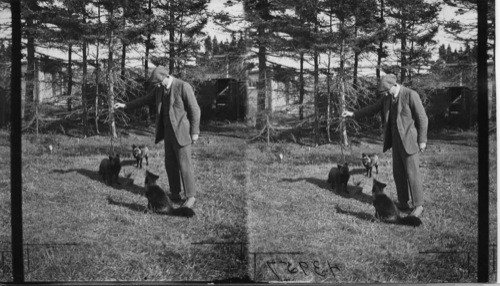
[183,197,196,208]
[170,193,183,204]
[410,206,424,217]
[397,202,411,212]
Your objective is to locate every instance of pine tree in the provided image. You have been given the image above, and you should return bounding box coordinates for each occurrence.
[438,44,446,60]
[385,0,440,83]
[156,0,209,75]
[204,35,212,58]
[242,0,276,129]
[443,0,494,59]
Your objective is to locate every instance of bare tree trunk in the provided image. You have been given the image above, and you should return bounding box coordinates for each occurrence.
[25,14,35,119]
[121,43,126,80]
[326,12,333,143]
[95,3,101,135]
[82,39,89,136]
[313,51,319,146]
[408,36,415,83]
[256,25,267,130]
[145,0,152,79]
[400,16,407,83]
[353,16,359,89]
[339,20,348,147]
[298,51,304,120]
[376,0,384,82]
[95,71,100,134]
[107,10,117,138]
[169,1,175,73]
[121,13,126,80]
[34,59,39,138]
[313,16,320,146]
[67,43,73,111]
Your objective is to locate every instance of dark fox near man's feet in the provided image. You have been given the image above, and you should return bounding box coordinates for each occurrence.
[144,171,195,218]
[372,179,422,227]
[132,144,149,168]
[327,163,350,193]
[99,154,121,186]
[362,153,379,177]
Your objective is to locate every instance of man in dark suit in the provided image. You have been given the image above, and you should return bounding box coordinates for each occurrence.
[343,74,428,217]
[114,66,201,208]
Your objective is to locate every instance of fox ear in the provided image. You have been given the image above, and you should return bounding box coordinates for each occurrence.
[362,153,366,157]
[132,144,136,148]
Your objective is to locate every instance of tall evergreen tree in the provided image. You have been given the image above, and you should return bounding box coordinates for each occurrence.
[443,0,494,59]
[350,0,379,87]
[20,0,55,119]
[156,0,208,75]
[204,35,212,57]
[241,0,281,129]
[385,0,440,83]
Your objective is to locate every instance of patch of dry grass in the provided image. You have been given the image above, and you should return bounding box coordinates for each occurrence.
[245,131,495,283]
[0,124,496,283]
[0,127,248,282]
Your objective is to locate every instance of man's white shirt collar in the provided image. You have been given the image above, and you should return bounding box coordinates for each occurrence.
[166,76,174,89]
[393,84,401,98]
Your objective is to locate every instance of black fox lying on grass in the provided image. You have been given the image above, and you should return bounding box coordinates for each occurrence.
[132,144,149,169]
[99,154,121,186]
[372,179,422,227]
[361,153,379,177]
[144,171,195,218]
[327,163,350,193]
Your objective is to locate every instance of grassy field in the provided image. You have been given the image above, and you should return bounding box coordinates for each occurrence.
[0,121,496,283]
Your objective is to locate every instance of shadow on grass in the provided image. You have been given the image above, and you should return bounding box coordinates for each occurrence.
[106,196,147,213]
[51,168,144,196]
[335,205,376,222]
[280,177,373,204]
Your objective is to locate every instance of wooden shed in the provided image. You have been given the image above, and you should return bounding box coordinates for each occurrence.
[197,78,247,122]
[428,86,477,129]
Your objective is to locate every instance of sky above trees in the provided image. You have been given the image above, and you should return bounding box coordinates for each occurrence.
[0,0,478,64]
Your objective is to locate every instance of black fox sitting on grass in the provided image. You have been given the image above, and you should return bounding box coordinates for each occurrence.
[132,144,149,169]
[99,154,121,186]
[361,153,379,177]
[144,171,195,218]
[327,163,350,193]
[372,179,422,227]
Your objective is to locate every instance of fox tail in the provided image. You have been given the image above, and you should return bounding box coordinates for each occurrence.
[167,206,196,218]
[398,215,423,227]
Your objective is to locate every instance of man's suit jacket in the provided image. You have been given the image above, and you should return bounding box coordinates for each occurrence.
[354,86,428,154]
[125,77,201,146]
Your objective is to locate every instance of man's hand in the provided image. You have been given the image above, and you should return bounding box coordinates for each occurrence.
[191,134,199,144]
[114,102,126,109]
[342,110,354,118]
[419,142,427,152]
